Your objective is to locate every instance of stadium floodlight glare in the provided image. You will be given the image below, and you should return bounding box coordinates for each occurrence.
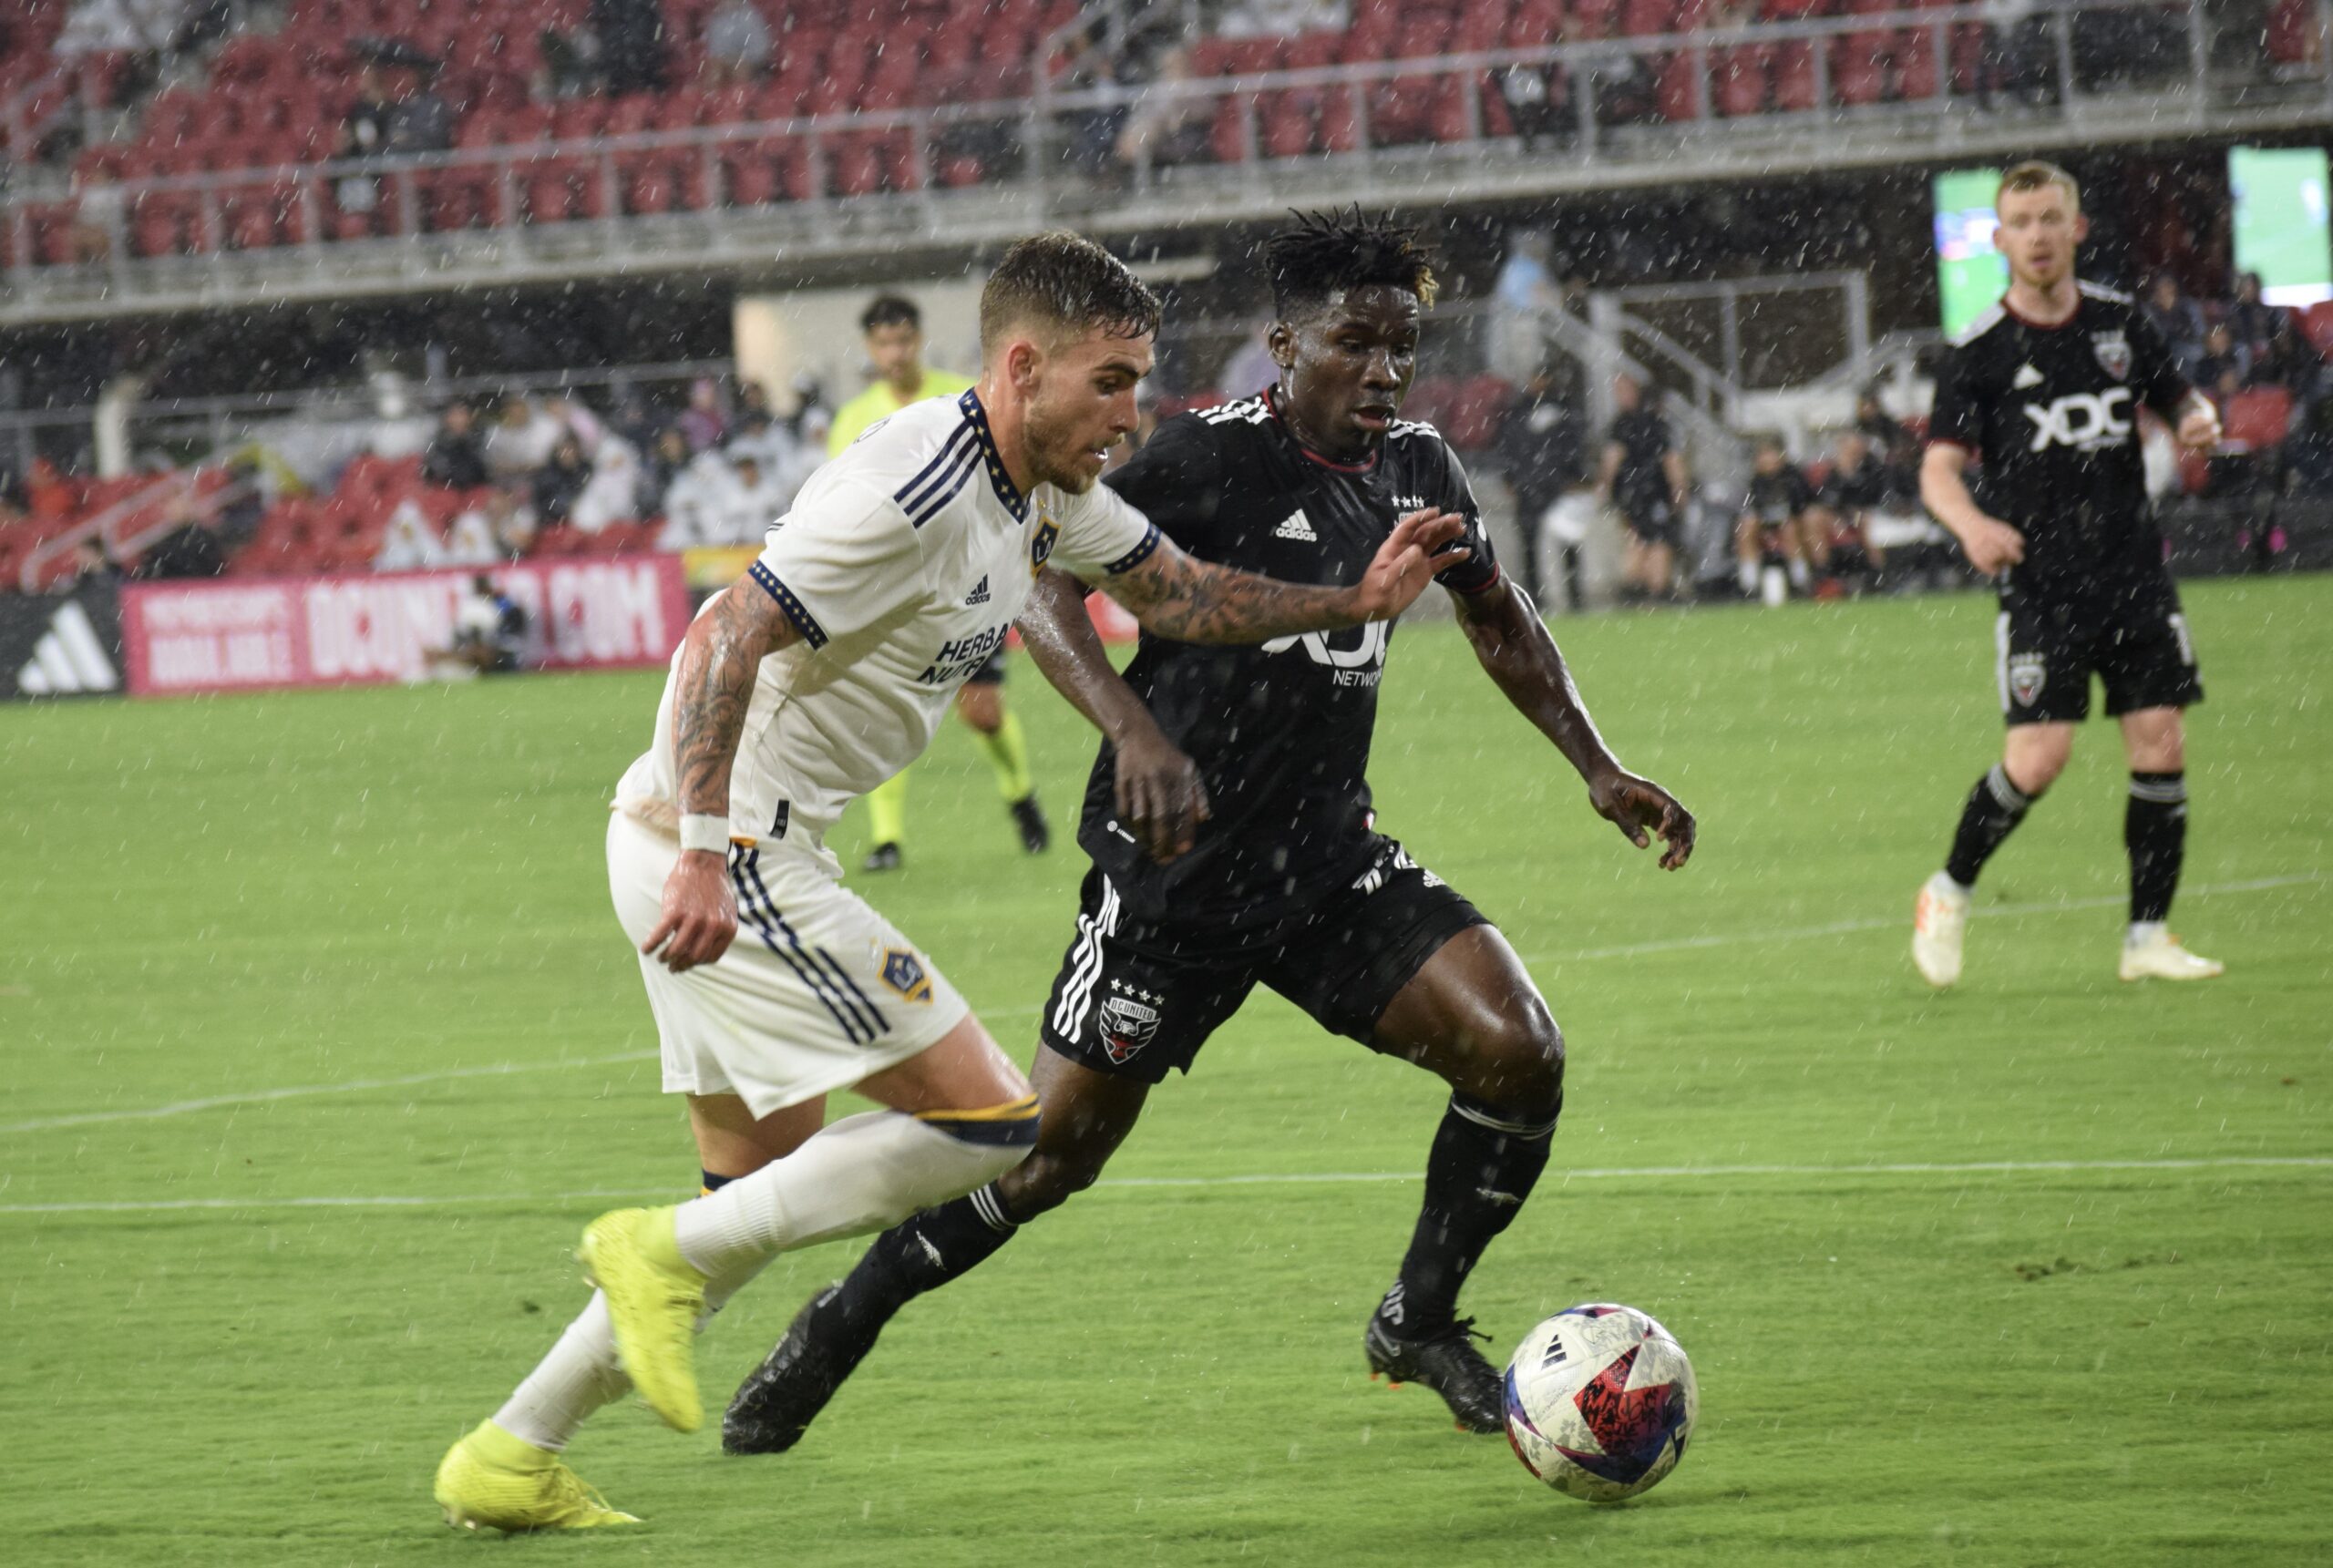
[2230,146,2333,307]
[1933,168,2007,340]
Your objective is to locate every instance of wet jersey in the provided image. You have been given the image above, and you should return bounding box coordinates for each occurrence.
[1742,465,1814,524]
[617,390,1158,859]
[1078,390,1500,936]
[1927,282,2193,599]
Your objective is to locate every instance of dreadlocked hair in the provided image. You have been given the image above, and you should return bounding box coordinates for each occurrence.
[1262,206,1440,317]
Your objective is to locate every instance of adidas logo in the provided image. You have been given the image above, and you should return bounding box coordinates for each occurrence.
[963,575,991,606]
[15,600,118,696]
[1272,509,1318,542]
[2012,363,2043,390]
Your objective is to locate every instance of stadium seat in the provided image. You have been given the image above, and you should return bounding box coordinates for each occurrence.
[1832,33,1891,106]
[1894,27,1941,99]
[2300,302,2333,358]
[2222,386,2293,451]
[1772,41,1819,110]
[1714,44,1772,116]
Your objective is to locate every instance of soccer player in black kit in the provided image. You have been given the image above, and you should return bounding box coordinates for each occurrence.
[1912,161,2225,988]
[721,211,1696,1450]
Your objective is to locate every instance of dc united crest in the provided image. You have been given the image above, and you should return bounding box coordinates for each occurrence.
[1098,978,1161,1064]
[2009,653,2048,707]
[2091,330,2132,381]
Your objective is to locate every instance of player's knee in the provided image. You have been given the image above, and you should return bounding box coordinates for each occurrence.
[1453,1000,1565,1115]
[918,1097,1043,1194]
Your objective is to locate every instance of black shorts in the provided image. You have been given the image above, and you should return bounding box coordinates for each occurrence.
[1039,836,1491,1083]
[1619,493,1680,547]
[1996,580,2203,725]
[965,650,1007,685]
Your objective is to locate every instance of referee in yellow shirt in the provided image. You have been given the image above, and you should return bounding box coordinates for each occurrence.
[833,294,1050,871]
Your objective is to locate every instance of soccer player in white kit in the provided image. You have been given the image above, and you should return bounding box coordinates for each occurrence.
[432,232,1471,1532]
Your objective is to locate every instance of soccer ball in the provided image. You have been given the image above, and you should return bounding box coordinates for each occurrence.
[1502,1303,1697,1502]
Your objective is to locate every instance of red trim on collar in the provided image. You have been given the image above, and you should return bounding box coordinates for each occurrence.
[2001,292,2082,332]
[1265,387,1382,473]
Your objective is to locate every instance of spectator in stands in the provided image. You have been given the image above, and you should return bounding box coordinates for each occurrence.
[2286,385,2333,497]
[1113,46,1212,174]
[1807,428,1890,589]
[2194,323,2251,395]
[1051,29,1130,179]
[139,511,226,579]
[570,428,643,534]
[1733,436,1816,602]
[1494,230,1561,381]
[675,377,727,454]
[55,538,124,594]
[68,164,123,263]
[641,425,694,518]
[1854,384,1906,453]
[659,446,787,548]
[594,0,671,97]
[484,395,565,480]
[1493,367,1591,610]
[1496,52,1569,151]
[540,16,606,98]
[385,65,456,158]
[703,0,774,87]
[375,496,447,571]
[445,487,536,563]
[1597,373,1689,601]
[338,67,398,217]
[2143,273,2209,380]
[2227,271,2308,387]
[422,401,490,490]
[530,434,593,527]
[56,0,191,56]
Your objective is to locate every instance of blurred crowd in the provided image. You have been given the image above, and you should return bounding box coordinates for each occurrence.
[372,373,830,571]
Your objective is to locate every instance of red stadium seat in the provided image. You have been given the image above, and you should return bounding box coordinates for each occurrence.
[1714,44,1772,116]
[2301,302,2333,358]
[1772,41,1819,110]
[1832,33,1891,106]
[2222,386,2293,451]
[1657,51,1702,121]
[1894,27,1941,99]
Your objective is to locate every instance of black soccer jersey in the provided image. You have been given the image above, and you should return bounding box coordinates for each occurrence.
[1082,390,1499,935]
[1927,282,2193,597]
[1742,465,1814,525]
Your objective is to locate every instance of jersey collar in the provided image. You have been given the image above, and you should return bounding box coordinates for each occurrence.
[958,390,1029,521]
[2000,292,2083,332]
[1265,386,1381,474]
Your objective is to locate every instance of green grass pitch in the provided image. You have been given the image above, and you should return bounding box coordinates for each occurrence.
[3,577,2328,1566]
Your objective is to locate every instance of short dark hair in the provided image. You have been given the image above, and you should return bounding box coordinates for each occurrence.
[980,231,1162,351]
[861,294,921,334]
[1263,206,1439,318]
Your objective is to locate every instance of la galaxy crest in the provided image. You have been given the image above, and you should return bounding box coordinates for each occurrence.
[1030,510,1059,578]
[878,946,933,1004]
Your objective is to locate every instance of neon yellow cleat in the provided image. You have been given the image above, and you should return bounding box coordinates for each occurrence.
[433,1419,641,1532]
[581,1206,707,1432]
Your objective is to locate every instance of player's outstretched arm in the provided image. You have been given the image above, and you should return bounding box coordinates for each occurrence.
[1454,576,1695,871]
[643,579,803,972]
[1099,508,1466,644]
[1017,569,1209,863]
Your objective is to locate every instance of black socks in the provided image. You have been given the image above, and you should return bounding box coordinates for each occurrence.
[1945,764,2042,888]
[2126,771,2187,924]
[819,1184,1021,1349]
[1386,1093,1558,1337]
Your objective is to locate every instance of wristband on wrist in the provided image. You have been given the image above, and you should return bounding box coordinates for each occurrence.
[679,814,731,854]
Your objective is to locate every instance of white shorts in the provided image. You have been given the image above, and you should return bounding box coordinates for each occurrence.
[606,812,969,1117]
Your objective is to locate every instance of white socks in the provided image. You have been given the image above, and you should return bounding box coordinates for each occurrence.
[2126,920,2166,948]
[1927,870,1973,902]
[671,1110,1033,1283]
[493,1264,766,1452]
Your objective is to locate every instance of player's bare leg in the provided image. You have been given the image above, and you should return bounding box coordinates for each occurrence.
[2115,706,2219,979]
[584,1017,1038,1433]
[1917,722,2072,986]
[1362,925,1564,1433]
[725,1045,1148,1453]
[956,679,1050,853]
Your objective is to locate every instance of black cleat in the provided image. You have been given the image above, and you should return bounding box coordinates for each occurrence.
[1364,1307,1505,1434]
[723,1286,879,1456]
[861,842,902,873]
[1009,794,1050,855]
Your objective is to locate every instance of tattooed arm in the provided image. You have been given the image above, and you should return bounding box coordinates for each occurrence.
[640,579,802,972]
[1099,508,1467,643]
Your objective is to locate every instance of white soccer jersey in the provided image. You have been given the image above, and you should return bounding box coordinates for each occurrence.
[616,389,1161,856]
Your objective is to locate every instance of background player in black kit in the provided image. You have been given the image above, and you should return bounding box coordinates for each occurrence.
[723,211,1696,1449]
[1913,161,2225,988]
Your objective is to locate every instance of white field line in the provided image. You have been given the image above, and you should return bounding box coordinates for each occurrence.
[1,1155,2326,1217]
[5,873,2316,1140]
[1522,873,2320,964]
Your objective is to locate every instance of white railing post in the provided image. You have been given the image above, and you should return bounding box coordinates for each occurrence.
[2051,4,2078,108]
